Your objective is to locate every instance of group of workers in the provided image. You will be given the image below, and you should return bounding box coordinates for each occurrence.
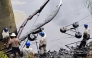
[2,28,21,57]
[1,28,47,58]
[1,23,91,58]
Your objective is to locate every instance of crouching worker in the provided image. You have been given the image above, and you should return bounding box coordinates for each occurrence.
[2,28,9,42]
[39,32,47,55]
[22,41,34,58]
[8,33,21,57]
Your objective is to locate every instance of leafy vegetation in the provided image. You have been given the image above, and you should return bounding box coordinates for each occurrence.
[0,51,8,58]
[85,0,92,14]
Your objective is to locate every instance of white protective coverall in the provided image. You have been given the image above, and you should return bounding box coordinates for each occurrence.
[84,28,90,35]
[39,33,47,54]
[2,30,9,39]
[22,47,34,58]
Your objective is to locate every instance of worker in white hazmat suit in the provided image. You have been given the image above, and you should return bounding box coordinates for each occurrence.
[2,28,9,40]
[22,41,34,58]
[2,28,10,45]
[79,24,90,49]
[84,24,90,37]
[39,31,47,55]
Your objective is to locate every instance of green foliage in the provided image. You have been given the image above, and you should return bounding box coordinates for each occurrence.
[25,53,35,58]
[85,0,92,14]
[0,51,8,58]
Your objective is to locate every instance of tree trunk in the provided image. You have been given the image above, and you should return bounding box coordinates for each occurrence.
[0,0,16,39]
[0,0,16,49]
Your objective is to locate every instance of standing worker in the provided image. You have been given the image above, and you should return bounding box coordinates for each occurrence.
[39,32,47,55]
[79,24,90,49]
[84,24,90,38]
[8,33,21,57]
[22,41,34,58]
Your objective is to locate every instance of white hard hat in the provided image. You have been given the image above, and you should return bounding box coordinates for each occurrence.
[11,33,16,36]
